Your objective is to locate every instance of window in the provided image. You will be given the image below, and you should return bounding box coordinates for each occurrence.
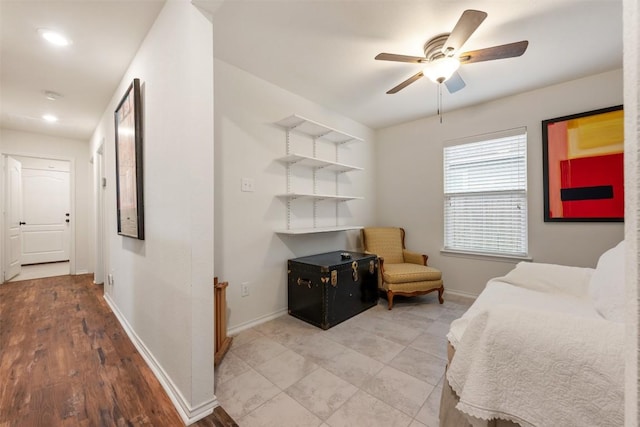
[443,128,528,258]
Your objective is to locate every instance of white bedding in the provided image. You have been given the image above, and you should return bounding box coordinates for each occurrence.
[446,279,601,348]
[446,305,625,427]
[447,261,600,348]
[445,259,625,427]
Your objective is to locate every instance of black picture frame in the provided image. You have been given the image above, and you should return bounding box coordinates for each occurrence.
[542,105,624,223]
[114,78,145,239]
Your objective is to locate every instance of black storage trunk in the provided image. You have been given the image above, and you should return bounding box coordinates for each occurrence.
[287,251,379,330]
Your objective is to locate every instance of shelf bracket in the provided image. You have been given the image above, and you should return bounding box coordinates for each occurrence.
[313,136,318,229]
[313,200,318,228]
[286,129,292,229]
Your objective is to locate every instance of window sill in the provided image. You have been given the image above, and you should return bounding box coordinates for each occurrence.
[440,249,533,263]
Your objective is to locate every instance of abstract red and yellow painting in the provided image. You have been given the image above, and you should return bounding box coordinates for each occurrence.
[542,105,624,222]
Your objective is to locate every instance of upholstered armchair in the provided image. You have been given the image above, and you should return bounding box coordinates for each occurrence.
[361,227,444,310]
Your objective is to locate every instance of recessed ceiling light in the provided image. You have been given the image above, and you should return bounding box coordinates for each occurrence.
[38,28,71,47]
[42,114,59,123]
[44,90,63,101]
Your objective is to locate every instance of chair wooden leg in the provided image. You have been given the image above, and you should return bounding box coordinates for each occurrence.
[387,290,394,310]
[437,285,444,304]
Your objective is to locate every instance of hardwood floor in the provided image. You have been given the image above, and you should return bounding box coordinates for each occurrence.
[0,274,237,426]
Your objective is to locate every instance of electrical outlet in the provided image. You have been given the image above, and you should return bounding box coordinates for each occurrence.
[241,177,255,192]
[107,273,114,286]
[241,282,249,297]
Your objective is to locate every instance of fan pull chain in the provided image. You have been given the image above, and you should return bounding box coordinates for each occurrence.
[437,83,443,124]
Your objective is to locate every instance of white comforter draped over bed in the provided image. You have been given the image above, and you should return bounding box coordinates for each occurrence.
[445,261,625,427]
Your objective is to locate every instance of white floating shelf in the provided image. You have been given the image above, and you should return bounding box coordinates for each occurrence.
[277,153,363,173]
[275,114,365,236]
[277,192,363,202]
[275,114,363,145]
[275,226,364,235]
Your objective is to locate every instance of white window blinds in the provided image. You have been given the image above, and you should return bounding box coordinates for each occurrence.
[443,129,528,257]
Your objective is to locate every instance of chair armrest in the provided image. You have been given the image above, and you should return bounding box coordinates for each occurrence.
[403,250,428,266]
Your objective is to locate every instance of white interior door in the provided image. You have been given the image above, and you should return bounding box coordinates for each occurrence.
[5,156,22,280]
[21,168,70,264]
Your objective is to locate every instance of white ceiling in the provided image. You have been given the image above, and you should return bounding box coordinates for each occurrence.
[0,0,622,141]
[211,0,623,129]
[0,0,165,141]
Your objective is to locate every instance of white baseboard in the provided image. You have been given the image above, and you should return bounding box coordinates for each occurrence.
[444,288,478,301]
[227,308,288,336]
[103,294,218,425]
[75,269,89,275]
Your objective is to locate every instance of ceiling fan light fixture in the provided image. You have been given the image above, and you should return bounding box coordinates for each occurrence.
[42,114,59,123]
[38,28,71,47]
[423,57,460,84]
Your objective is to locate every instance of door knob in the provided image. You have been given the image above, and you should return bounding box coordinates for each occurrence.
[19,221,26,225]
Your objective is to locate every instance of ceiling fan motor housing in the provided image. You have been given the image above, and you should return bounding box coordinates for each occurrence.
[422,33,460,83]
[423,33,451,61]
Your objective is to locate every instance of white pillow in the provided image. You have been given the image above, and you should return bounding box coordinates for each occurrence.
[500,261,594,298]
[589,241,625,322]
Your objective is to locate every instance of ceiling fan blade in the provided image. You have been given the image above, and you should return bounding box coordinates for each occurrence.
[442,10,487,55]
[445,71,466,93]
[387,71,424,94]
[375,53,426,63]
[459,40,529,64]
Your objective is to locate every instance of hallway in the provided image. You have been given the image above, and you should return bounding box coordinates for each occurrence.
[0,274,235,426]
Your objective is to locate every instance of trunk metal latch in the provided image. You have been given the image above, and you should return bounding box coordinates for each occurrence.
[297,277,312,289]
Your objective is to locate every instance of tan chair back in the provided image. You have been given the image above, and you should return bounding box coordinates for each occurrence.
[362,227,405,264]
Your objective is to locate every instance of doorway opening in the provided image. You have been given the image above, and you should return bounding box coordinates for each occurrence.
[2,154,75,283]
[93,142,106,285]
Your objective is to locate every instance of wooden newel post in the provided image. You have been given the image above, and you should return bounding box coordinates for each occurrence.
[214,277,232,366]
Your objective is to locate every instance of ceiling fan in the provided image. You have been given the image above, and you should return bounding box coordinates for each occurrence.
[375,10,529,94]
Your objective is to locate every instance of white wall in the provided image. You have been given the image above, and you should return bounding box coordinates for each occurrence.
[214,58,377,331]
[623,0,639,423]
[376,69,624,297]
[89,1,215,423]
[0,128,92,275]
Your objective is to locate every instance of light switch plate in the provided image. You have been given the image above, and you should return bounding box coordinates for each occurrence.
[241,177,255,192]
[241,282,249,297]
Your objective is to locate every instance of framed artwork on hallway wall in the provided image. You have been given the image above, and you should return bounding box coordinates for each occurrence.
[114,78,145,239]
[542,105,624,222]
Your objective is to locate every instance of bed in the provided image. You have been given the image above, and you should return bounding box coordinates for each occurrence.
[439,241,626,427]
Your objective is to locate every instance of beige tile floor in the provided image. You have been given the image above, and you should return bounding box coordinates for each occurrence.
[215,293,473,427]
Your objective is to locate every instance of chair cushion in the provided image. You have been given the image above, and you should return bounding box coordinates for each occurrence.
[383,263,442,284]
[362,227,405,264]
[384,279,443,293]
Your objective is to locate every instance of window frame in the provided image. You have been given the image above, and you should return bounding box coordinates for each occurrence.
[442,128,529,260]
